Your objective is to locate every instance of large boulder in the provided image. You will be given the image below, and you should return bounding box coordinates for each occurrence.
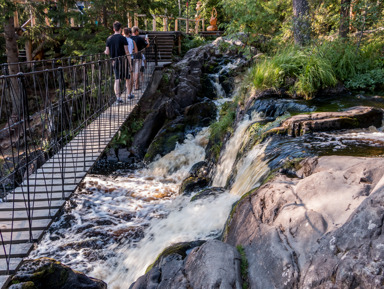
[224,156,384,288]
[130,240,243,289]
[267,106,383,136]
[8,258,107,289]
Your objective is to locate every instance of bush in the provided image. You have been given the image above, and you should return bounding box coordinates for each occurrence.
[251,36,384,98]
[252,46,337,98]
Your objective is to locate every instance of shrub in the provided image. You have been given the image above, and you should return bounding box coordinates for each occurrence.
[251,35,384,97]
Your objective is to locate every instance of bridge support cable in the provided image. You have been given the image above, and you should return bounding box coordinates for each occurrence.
[0,38,158,282]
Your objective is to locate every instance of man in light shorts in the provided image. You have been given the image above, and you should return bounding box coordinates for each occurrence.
[131,26,149,90]
[123,27,138,99]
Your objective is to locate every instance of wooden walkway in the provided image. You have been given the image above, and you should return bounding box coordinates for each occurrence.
[0,62,168,288]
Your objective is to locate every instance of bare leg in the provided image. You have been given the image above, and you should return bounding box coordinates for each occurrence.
[134,72,139,90]
[114,79,120,98]
[126,77,133,96]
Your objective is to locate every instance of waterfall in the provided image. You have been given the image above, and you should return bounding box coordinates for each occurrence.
[212,111,264,188]
[29,127,239,289]
[229,139,272,195]
[98,192,238,288]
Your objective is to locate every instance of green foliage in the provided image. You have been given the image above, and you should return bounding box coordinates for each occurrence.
[346,69,384,91]
[111,118,144,147]
[251,34,384,97]
[181,35,208,56]
[252,46,337,98]
[236,245,249,289]
[60,25,111,56]
[221,0,291,37]
[209,101,237,159]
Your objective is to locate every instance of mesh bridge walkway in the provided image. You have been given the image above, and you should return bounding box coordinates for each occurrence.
[0,41,166,287]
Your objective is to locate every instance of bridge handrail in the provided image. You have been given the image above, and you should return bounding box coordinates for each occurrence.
[1,53,108,75]
[0,37,157,188]
[0,38,159,278]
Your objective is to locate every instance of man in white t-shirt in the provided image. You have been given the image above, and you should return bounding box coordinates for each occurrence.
[123,28,138,99]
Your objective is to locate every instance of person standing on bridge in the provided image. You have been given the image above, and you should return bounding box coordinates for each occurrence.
[123,27,138,99]
[131,26,149,91]
[104,21,132,104]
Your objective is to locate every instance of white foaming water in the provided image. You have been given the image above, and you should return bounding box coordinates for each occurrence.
[98,192,238,288]
[230,138,272,196]
[147,128,209,180]
[212,111,263,187]
[30,127,239,288]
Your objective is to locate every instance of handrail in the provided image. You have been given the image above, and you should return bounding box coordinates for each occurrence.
[0,39,159,276]
[1,53,107,75]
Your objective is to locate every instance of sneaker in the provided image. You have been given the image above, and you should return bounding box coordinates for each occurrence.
[116,98,124,104]
[128,94,135,99]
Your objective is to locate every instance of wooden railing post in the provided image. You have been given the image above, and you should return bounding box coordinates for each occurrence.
[134,13,138,27]
[152,15,156,31]
[14,10,19,27]
[202,19,205,31]
[175,19,178,31]
[163,17,166,31]
[128,12,132,27]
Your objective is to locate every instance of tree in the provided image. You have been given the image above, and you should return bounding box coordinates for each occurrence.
[293,0,310,45]
[339,0,351,38]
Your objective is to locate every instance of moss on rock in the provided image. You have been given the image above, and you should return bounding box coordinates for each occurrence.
[145,240,206,274]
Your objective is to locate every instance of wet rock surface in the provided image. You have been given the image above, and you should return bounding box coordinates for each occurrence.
[224,155,384,289]
[179,161,209,195]
[269,106,383,136]
[129,41,246,160]
[130,239,243,289]
[8,258,107,289]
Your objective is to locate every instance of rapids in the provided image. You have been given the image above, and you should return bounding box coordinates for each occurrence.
[28,59,384,288]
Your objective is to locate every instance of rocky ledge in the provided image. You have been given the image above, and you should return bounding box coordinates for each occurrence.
[7,258,106,289]
[133,155,384,288]
[267,106,383,136]
[225,155,384,288]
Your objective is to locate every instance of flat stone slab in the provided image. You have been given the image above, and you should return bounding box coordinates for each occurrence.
[267,106,383,136]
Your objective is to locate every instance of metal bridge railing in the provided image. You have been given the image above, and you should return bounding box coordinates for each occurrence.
[0,53,108,76]
[0,37,158,275]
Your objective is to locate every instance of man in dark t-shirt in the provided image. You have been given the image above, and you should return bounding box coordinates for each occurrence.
[105,21,131,103]
[131,26,149,90]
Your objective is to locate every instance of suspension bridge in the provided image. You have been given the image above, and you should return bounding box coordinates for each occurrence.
[0,36,171,288]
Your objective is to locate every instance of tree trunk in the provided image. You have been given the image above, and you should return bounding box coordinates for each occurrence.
[102,6,108,28]
[340,0,351,38]
[4,15,20,116]
[293,0,310,46]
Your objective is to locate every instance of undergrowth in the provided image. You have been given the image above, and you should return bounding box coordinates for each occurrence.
[237,245,249,289]
[251,35,384,98]
[208,100,237,160]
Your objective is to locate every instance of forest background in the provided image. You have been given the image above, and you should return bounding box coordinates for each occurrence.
[0,0,383,97]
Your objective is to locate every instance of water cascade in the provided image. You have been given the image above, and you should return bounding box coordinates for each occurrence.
[27,57,384,288]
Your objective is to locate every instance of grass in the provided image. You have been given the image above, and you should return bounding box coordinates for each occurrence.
[208,101,237,160]
[251,35,384,98]
[237,245,249,289]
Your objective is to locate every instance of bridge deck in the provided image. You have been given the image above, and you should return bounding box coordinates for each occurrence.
[0,62,168,288]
